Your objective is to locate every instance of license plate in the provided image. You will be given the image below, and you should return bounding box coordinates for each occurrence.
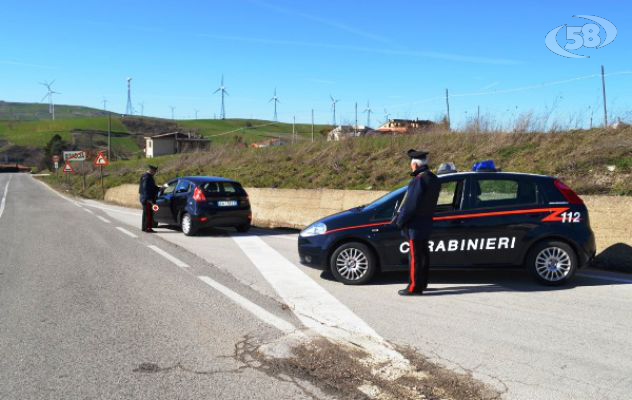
[217,200,238,207]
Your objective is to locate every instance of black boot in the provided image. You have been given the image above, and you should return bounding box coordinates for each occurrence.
[398,288,423,296]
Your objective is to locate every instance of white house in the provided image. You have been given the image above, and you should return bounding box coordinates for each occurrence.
[144,132,210,158]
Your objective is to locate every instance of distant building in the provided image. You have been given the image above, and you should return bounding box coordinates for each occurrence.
[326,125,376,141]
[376,119,437,134]
[144,132,210,158]
[251,138,287,148]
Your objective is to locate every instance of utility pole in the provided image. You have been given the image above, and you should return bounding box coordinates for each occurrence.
[194,109,199,120]
[354,102,358,135]
[601,65,608,128]
[107,113,112,160]
[292,116,296,144]
[445,88,451,130]
[311,109,314,142]
[477,105,480,131]
[170,106,175,120]
[102,98,107,111]
[589,106,593,129]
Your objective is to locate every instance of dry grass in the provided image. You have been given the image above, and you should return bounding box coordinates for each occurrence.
[41,126,632,198]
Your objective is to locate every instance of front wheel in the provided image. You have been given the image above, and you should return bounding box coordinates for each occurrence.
[330,242,377,285]
[526,240,577,286]
[181,213,197,236]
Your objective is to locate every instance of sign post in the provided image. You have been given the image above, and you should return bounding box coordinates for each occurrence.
[93,151,109,197]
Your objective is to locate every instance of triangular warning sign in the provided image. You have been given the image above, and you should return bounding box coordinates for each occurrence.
[94,151,109,166]
[63,161,75,173]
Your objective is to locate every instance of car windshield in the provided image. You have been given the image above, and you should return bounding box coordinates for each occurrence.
[363,186,407,211]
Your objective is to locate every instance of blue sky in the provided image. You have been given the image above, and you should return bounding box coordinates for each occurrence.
[0,0,629,127]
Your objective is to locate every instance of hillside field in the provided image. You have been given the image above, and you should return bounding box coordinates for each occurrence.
[40,126,632,200]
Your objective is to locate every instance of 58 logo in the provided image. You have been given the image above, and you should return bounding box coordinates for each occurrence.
[545,15,617,58]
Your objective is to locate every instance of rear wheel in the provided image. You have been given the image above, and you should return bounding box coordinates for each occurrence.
[236,224,250,233]
[181,213,197,236]
[526,240,577,286]
[330,242,377,285]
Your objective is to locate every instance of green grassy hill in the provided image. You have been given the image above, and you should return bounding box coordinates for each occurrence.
[0,101,113,121]
[177,118,332,145]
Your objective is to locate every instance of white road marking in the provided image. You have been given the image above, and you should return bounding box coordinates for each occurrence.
[116,227,138,238]
[96,215,111,224]
[0,175,12,220]
[147,245,191,268]
[198,275,296,334]
[577,272,632,284]
[84,208,94,214]
[82,202,140,216]
[232,235,409,373]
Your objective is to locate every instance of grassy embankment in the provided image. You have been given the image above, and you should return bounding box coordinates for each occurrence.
[40,126,632,199]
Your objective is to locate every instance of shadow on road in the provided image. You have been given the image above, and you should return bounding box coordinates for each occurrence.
[320,268,630,295]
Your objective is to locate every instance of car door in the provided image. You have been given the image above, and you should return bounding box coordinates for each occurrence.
[460,175,542,266]
[427,177,468,267]
[154,180,178,224]
[367,189,407,269]
[172,179,192,221]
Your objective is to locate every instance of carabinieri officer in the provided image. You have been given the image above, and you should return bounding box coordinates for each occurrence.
[393,149,440,296]
[139,165,159,233]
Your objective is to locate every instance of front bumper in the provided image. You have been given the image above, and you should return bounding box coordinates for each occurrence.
[298,236,328,269]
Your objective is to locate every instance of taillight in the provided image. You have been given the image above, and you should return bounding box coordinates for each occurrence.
[192,186,206,202]
[553,180,583,205]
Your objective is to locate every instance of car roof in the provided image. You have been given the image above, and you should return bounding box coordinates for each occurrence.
[438,171,551,180]
[178,176,240,184]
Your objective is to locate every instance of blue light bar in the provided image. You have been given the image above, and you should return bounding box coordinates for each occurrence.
[472,160,498,172]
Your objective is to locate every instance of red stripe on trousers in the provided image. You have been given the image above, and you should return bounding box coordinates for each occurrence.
[408,240,416,293]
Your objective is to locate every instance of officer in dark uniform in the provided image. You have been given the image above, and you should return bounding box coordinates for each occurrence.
[393,149,440,296]
[139,165,159,233]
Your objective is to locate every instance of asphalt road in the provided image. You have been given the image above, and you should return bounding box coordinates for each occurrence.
[0,173,325,400]
[2,173,632,399]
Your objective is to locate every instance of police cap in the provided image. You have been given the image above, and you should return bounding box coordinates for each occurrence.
[406,149,429,159]
[147,165,158,171]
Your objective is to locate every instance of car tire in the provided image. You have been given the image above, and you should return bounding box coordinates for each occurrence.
[329,242,377,285]
[526,240,577,286]
[236,224,250,233]
[181,213,197,236]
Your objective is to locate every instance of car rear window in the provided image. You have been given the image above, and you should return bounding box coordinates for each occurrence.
[199,181,246,196]
[470,178,539,209]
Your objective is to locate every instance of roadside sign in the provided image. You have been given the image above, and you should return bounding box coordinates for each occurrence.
[54,161,59,170]
[93,151,109,166]
[63,151,86,161]
[62,160,75,173]
[52,155,60,162]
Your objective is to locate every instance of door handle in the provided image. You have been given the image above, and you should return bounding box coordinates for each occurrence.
[371,228,380,232]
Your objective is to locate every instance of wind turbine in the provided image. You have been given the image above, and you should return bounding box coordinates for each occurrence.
[40,80,60,120]
[330,95,340,126]
[269,88,280,121]
[363,101,373,127]
[213,74,228,120]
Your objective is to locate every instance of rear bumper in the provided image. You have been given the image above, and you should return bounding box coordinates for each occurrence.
[577,230,597,268]
[194,209,251,228]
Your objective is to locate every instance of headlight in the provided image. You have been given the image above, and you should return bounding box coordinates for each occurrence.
[300,222,327,237]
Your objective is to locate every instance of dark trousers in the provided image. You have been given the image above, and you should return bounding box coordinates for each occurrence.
[141,201,154,231]
[407,238,430,293]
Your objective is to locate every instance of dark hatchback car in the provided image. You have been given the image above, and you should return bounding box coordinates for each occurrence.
[153,176,251,236]
[298,169,596,286]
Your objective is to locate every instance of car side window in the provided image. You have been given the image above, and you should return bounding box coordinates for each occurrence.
[469,178,538,209]
[435,180,464,212]
[163,181,177,195]
[175,180,190,194]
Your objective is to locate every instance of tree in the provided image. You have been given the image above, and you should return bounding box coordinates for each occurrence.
[44,134,68,169]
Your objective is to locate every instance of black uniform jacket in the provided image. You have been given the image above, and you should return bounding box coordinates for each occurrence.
[395,165,440,240]
[139,172,159,204]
